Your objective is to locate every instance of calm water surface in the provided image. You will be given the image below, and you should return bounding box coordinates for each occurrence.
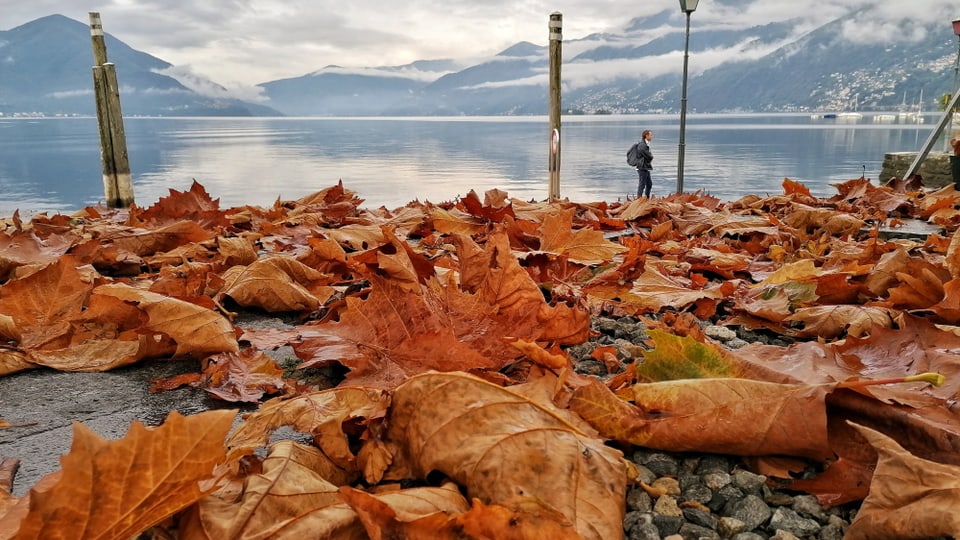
[0,114,938,216]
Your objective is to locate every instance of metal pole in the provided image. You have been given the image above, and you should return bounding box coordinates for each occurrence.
[949,36,960,149]
[904,89,960,180]
[955,36,960,104]
[548,13,562,202]
[677,11,692,194]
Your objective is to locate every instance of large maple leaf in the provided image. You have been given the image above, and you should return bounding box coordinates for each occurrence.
[198,348,287,403]
[0,272,235,372]
[218,256,335,313]
[130,180,233,231]
[182,440,398,539]
[384,372,627,540]
[585,266,729,314]
[294,231,590,387]
[453,231,591,345]
[456,188,516,223]
[0,255,94,350]
[0,230,76,283]
[95,283,239,357]
[1,410,235,540]
[831,177,910,214]
[428,207,488,236]
[536,207,628,265]
[783,305,895,339]
[102,220,214,258]
[293,275,502,388]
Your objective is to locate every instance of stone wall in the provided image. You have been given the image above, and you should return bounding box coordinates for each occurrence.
[880,151,957,188]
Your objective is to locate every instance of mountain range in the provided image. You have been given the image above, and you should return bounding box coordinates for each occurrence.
[1,10,958,117]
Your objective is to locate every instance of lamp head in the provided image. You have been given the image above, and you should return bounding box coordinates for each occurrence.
[679,0,699,14]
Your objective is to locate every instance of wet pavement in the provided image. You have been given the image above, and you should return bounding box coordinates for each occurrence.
[867,217,944,240]
[0,313,299,497]
[0,359,241,497]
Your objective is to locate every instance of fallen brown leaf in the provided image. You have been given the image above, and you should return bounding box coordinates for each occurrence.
[341,487,578,540]
[2,410,235,539]
[845,423,960,540]
[225,386,392,479]
[181,440,377,539]
[574,377,833,460]
[384,371,627,540]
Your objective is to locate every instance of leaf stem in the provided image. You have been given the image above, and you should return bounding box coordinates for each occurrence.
[837,372,945,389]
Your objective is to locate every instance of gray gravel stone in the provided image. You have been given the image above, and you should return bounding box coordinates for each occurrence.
[702,471,732,490]
[731,533,767,540]
[683,507,718,530]
[654,495,683,517]
[731,470,767,495]
[818,523,846,540]
[769,507,823,537]
[718,484,746,503]
[792,494,828,521]
[682,482,715,505]
[704,325,738,341]
[627,486,654,513]
[654,514,685,537]
[696,456,733,475]
[725,338,750,349]
[644,452,681,477]
[770,529,802,540]
[624,512,661,540]
[679,522,722,540]
[726,494,773,531]
[632,463,658,485]
[718,516,748,537]
[764,491,795,507]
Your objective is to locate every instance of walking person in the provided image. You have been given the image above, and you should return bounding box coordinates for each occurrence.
[635,130,654,198]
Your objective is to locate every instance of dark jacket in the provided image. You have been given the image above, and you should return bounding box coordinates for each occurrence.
[637,139,653,170]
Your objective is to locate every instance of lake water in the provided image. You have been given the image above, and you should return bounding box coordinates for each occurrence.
[0,113,941,216]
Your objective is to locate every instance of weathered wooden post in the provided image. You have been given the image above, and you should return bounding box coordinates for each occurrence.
[89,12,134,208]
[548,12,562,202]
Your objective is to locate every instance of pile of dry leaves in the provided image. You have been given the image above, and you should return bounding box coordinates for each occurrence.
[1,176,960,539]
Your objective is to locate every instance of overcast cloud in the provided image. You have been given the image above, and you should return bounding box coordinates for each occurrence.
[3,0,957,98]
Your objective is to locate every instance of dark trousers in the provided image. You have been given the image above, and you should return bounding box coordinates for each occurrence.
[637,168,652,198]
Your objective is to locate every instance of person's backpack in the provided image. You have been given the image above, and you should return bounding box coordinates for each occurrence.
[627,142,640,167]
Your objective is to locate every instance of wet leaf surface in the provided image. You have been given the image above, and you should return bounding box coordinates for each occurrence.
[2,179,960,538]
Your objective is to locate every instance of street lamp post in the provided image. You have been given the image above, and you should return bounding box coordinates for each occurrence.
[950,18,960,145]
[677,0,699,194]
[953,18,960,91]
[947,19,960,137]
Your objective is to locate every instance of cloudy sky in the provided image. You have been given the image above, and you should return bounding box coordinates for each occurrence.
[3,0,957,95]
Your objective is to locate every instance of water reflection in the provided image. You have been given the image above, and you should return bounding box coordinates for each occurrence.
[0,114,942,215]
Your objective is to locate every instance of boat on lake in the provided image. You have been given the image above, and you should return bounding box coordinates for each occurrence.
[835,94,863,121]
[897,90,924,123]
[836,112,863,121]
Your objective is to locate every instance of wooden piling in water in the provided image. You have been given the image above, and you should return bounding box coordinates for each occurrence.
[89,12,134,208]
[548,12,562,202]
